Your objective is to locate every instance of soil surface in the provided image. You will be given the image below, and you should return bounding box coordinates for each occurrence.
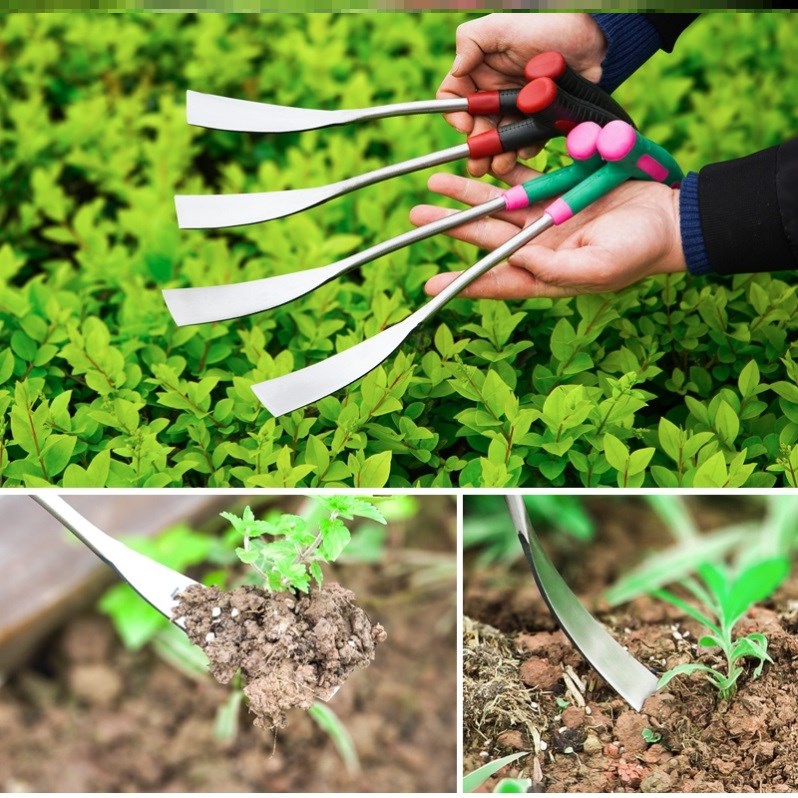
[464,496,798,793]
[0,495,456,792]
[176,583,386,729]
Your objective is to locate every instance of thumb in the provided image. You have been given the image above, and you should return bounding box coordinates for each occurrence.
[452,26,485,77]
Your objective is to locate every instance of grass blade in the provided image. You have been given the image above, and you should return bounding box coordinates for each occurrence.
[645,495,699,542]
[604,525,752,606]
[463,751,529,793]
[308,702,361,777]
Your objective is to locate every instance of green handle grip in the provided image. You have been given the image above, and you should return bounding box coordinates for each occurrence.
[503,121,604,211]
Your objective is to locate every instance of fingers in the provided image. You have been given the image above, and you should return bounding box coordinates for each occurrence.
[424,263,576,300]
[490,151,520,177]
[428,172,506,206]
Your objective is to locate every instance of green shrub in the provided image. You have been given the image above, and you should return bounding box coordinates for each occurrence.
[1,12,797,487]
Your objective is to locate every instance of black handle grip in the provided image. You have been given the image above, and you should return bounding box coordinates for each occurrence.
[525,51,635,128]
[496,117,558,152]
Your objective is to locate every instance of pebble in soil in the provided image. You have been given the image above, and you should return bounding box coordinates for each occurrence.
[175,583,386,729]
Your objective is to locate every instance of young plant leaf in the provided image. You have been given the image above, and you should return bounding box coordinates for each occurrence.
[723,558,790,627]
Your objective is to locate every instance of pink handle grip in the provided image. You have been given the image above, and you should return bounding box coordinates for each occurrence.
[596,120,637,161]
[565,121,602,161]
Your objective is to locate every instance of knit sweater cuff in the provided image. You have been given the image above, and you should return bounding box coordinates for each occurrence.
[592,14,661,93]
[679,171,712,276]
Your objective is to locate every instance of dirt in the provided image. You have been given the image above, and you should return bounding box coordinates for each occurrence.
[0,495,456,792]
[464,496,798,793]
[176,583,386,729]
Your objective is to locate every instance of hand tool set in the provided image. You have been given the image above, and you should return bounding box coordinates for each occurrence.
[167,52,681,418]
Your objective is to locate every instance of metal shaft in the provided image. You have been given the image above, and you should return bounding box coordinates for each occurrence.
[334,142,470,196]
[175,142,471,229]
[33,495,197,622]
[418,212,554,321]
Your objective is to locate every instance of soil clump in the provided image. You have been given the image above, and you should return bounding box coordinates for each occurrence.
[175,582,386,729]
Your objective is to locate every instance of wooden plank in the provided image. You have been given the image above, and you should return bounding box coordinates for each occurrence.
[0,494,230,677]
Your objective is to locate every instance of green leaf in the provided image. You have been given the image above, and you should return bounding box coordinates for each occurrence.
[693,451,728,488]
[318,516,351,561]
[658,417,682,462]
[656,662,724,691]
[463,752,529,793]
[213,689,244,745]
[235,546,260,564]
[652,588,722,637]
[308,703,361,778]
[603,433,629,472]
[738,360,760,398]
[723,558,790,627]
[41,435,76,479]
[310,561,324,587]
[353,451,391,488]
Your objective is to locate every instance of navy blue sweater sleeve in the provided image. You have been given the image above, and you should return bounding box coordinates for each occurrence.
[592,13,697,93]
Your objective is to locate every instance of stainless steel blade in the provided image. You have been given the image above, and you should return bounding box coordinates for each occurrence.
[252,213,553,416]
[187,89,469,133]
[164,195,508,325]
[32,494,198,625]
[174,143,469,229]
[506,495,658,712]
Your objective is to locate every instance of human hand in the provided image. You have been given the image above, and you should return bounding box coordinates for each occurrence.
[409,166,686,299]
[441,13,608,177]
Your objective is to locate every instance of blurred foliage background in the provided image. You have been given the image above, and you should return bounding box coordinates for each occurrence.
[1,13,797,487]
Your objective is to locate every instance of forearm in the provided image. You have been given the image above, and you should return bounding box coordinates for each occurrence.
[680,138,798,276]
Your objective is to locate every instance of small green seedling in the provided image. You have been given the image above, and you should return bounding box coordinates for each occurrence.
[641,728,661,744]
[656,557,789,699]
[493,777,533,793]
[222,496,386,593]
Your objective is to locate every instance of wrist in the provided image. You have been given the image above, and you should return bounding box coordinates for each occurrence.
[666,187,688,274]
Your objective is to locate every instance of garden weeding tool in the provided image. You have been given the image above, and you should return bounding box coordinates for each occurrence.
[164,121,607,325]
[33,495,344,701]
[32,494,197,625]
[505,495,658,711]
[175,78,625,229]
[186,51,633,134]
[251,120,683,417]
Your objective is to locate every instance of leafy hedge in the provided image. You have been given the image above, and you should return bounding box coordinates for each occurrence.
[1,12,797,487]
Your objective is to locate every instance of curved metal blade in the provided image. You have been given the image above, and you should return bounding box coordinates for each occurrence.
[253,312,422,417]
[506,496,658,712]
[163,261,348,325]
[32,495,198,624]
[174,143,469,229]
[186,90,467,133]
[175,182,344,229]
